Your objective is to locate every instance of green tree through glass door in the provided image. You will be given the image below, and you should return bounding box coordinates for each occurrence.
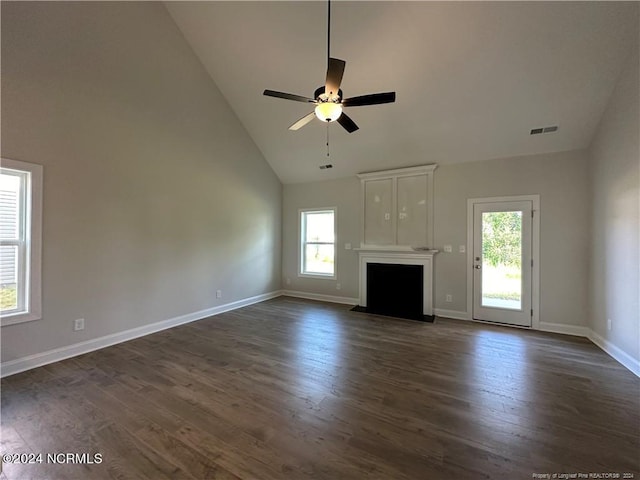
[481,211,522,309]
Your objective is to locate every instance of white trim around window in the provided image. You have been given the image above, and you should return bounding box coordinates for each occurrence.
[0,158,43,327]
[298,207,337,280]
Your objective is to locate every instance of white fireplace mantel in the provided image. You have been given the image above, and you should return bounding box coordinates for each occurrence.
[358,249,438,316]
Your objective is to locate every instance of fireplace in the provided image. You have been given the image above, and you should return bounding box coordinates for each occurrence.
[367,263,423,320]
[357,250,437,322]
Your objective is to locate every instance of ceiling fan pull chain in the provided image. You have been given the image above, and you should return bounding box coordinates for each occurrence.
[326,123,330,157]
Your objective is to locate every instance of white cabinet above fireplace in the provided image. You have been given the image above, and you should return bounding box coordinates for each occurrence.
[357,165,437,250]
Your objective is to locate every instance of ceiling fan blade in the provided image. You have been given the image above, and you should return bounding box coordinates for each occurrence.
[343,92,396,107]
[263,90,315,103]
[289,112,317,131]
[337,112,359,133]
[325,58,346,99]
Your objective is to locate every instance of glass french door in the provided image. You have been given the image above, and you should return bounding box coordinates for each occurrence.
[473,201,532,327]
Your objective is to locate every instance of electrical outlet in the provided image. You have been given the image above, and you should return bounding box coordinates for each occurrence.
[459,245,466,253]
[344,243,352,250]
[73,318,85,331]
[445,294,453,303]
[607,318,612,331]
[285,277,291,285]
[336,283,341,290]
[216,290,222,299]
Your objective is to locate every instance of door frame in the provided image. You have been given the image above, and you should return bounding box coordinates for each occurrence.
[466,195,540,329]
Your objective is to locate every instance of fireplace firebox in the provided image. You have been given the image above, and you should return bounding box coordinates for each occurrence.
[366,263,424,320]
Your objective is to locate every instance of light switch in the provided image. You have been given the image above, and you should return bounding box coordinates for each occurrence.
[384,213,391,220]
[345,243,352,250]
[444,245,452,253]
[459,245,466,253]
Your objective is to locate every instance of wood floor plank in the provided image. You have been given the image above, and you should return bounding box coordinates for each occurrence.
[2,296,639,479]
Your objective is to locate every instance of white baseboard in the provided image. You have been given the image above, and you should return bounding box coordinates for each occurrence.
[434,314,637,377]
[588,330,640,377]
[538,321,589,338]
[281,290,358,306]
[0,290,282,378]
[433,308,470,321]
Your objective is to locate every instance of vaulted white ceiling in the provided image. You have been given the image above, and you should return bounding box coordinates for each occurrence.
[166,2,638,184]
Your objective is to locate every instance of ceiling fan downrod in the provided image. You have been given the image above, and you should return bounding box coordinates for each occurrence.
[327,0,331,71]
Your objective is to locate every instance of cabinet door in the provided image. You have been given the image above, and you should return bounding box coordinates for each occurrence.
[397,174,428,246]
[364,178,394,245]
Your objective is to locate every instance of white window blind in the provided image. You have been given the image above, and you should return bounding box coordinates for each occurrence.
[300,208,336,278]
[1,158,42,326]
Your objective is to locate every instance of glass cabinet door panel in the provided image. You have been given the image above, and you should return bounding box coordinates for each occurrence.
[396,174,427,246]
[364,178,394,245]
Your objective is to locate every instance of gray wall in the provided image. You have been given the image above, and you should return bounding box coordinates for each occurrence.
[588,41,639,363]
[1,2,282,362]
[283,149,590,327]
[434,150,589,324]
[283,177,361,299]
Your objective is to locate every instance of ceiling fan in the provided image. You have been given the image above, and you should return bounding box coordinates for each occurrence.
[263,1,396,134]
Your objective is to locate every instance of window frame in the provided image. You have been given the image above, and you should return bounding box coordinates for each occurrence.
[298,207,337,280]
[1,158,43,327]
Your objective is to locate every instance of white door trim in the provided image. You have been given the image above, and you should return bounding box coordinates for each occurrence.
[466,195,540,329]
[472,200,532,326]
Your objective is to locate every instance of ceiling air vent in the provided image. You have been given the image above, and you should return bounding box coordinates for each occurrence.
[319,164,333,170]
[530,125,559,135]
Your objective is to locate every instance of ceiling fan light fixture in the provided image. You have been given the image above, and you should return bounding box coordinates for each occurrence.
[315,102,342,122]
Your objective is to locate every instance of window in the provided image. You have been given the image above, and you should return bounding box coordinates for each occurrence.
[1,158,42,326]
[300,208,336,278]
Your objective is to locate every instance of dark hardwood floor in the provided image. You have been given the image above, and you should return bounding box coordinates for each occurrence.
[1,296,639,479]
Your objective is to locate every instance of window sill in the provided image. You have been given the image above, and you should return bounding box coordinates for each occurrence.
[1,311,42,327]
[298,273,337,281]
